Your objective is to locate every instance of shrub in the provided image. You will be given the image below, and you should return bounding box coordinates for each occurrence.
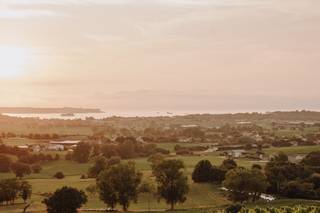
[43,186,87,213]
[226,204,243,213]
[53,172,65,179]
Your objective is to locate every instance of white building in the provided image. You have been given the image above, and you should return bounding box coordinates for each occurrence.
[17,145,29,149]
[49,140,80,146]
[47,144,64,151]
[229,149,246,158]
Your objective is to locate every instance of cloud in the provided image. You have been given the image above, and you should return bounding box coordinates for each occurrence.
[84,34,127,43]
[0,8,60,18]
[0,0,134,6]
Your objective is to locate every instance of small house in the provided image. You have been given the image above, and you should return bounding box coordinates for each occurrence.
[47,144,64,151]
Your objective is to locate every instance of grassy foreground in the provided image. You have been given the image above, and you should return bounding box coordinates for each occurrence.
[0,143,319,212]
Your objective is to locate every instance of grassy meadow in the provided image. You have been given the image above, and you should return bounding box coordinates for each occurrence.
[1,142,320,213]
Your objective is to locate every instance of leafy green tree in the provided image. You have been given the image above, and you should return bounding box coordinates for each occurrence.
[88,156,107,178]
[20,181,32,203]
[72,142,91,163]
[282,181,317,199]
[302,151,320,171]
[106,156,121,167]
[97,162,142,211]
[148,153,165,168]
[225,204,243,213]
[117,140,136,159]
[249,168,270,201]
[265,152,305,193]
[0,178,20,205]
[221,159,237,170]
[43,186,87,213]
[211,165,226,183]
[0,154,12,172]
[152,159,189,210]
[223,167,269,203]
[309,173,320,189]
[101,144,118,158]
[10,162,31,178]
[192,160,213,183]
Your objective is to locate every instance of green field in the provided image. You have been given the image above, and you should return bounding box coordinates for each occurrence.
[0,141,320,212]
[0,157,231,213]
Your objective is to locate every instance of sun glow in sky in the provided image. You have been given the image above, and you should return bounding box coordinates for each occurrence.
[0,46,30,77]
[0,0,320,111]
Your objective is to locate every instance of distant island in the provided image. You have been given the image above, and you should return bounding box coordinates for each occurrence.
[0,107,103,114]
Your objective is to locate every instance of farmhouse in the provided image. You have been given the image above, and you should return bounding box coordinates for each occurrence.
[17,145,29,149]
[229,149,246,158]
[47,144,64,151]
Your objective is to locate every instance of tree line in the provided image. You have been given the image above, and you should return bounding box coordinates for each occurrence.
[0,179,31,206]
[192,151,320,203]
[70,138,170,164]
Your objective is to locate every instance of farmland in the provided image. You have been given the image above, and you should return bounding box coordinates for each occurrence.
[1,112,320,212]
[0,145,319,213]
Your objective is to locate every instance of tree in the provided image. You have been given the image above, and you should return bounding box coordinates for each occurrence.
[148,153,165,168]
[223,167,269,203]
[221,159,237,170]
[152,159,189,210]
[101,144,118,158]
[43,186,87,213]
[181,127,204,138]
[309,173,320,189]
[0,154,12,172]
[225,204,243,213]
[88,156,107,178]
[302,151,320,171]
[20,181,32,203]
[249,168,270,202]
[282,181,317,199]
[265,152,302,193]
[211,165,227,183]
[10,162,31,178]
[97,162,142,211]
[117,140,136,159]
[72,142,91,163]
[192,160,213,183]
[0,178,20,205]
[106,156,121,167]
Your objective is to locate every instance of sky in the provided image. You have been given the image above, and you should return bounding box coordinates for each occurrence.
[0,0,320,113]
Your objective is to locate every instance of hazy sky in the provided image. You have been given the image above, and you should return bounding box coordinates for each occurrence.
[0,0,320,113]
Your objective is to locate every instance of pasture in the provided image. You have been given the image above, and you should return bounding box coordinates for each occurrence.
[0,142,319,212]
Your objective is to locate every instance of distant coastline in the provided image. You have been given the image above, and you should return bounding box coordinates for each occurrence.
[0,107,103,114]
